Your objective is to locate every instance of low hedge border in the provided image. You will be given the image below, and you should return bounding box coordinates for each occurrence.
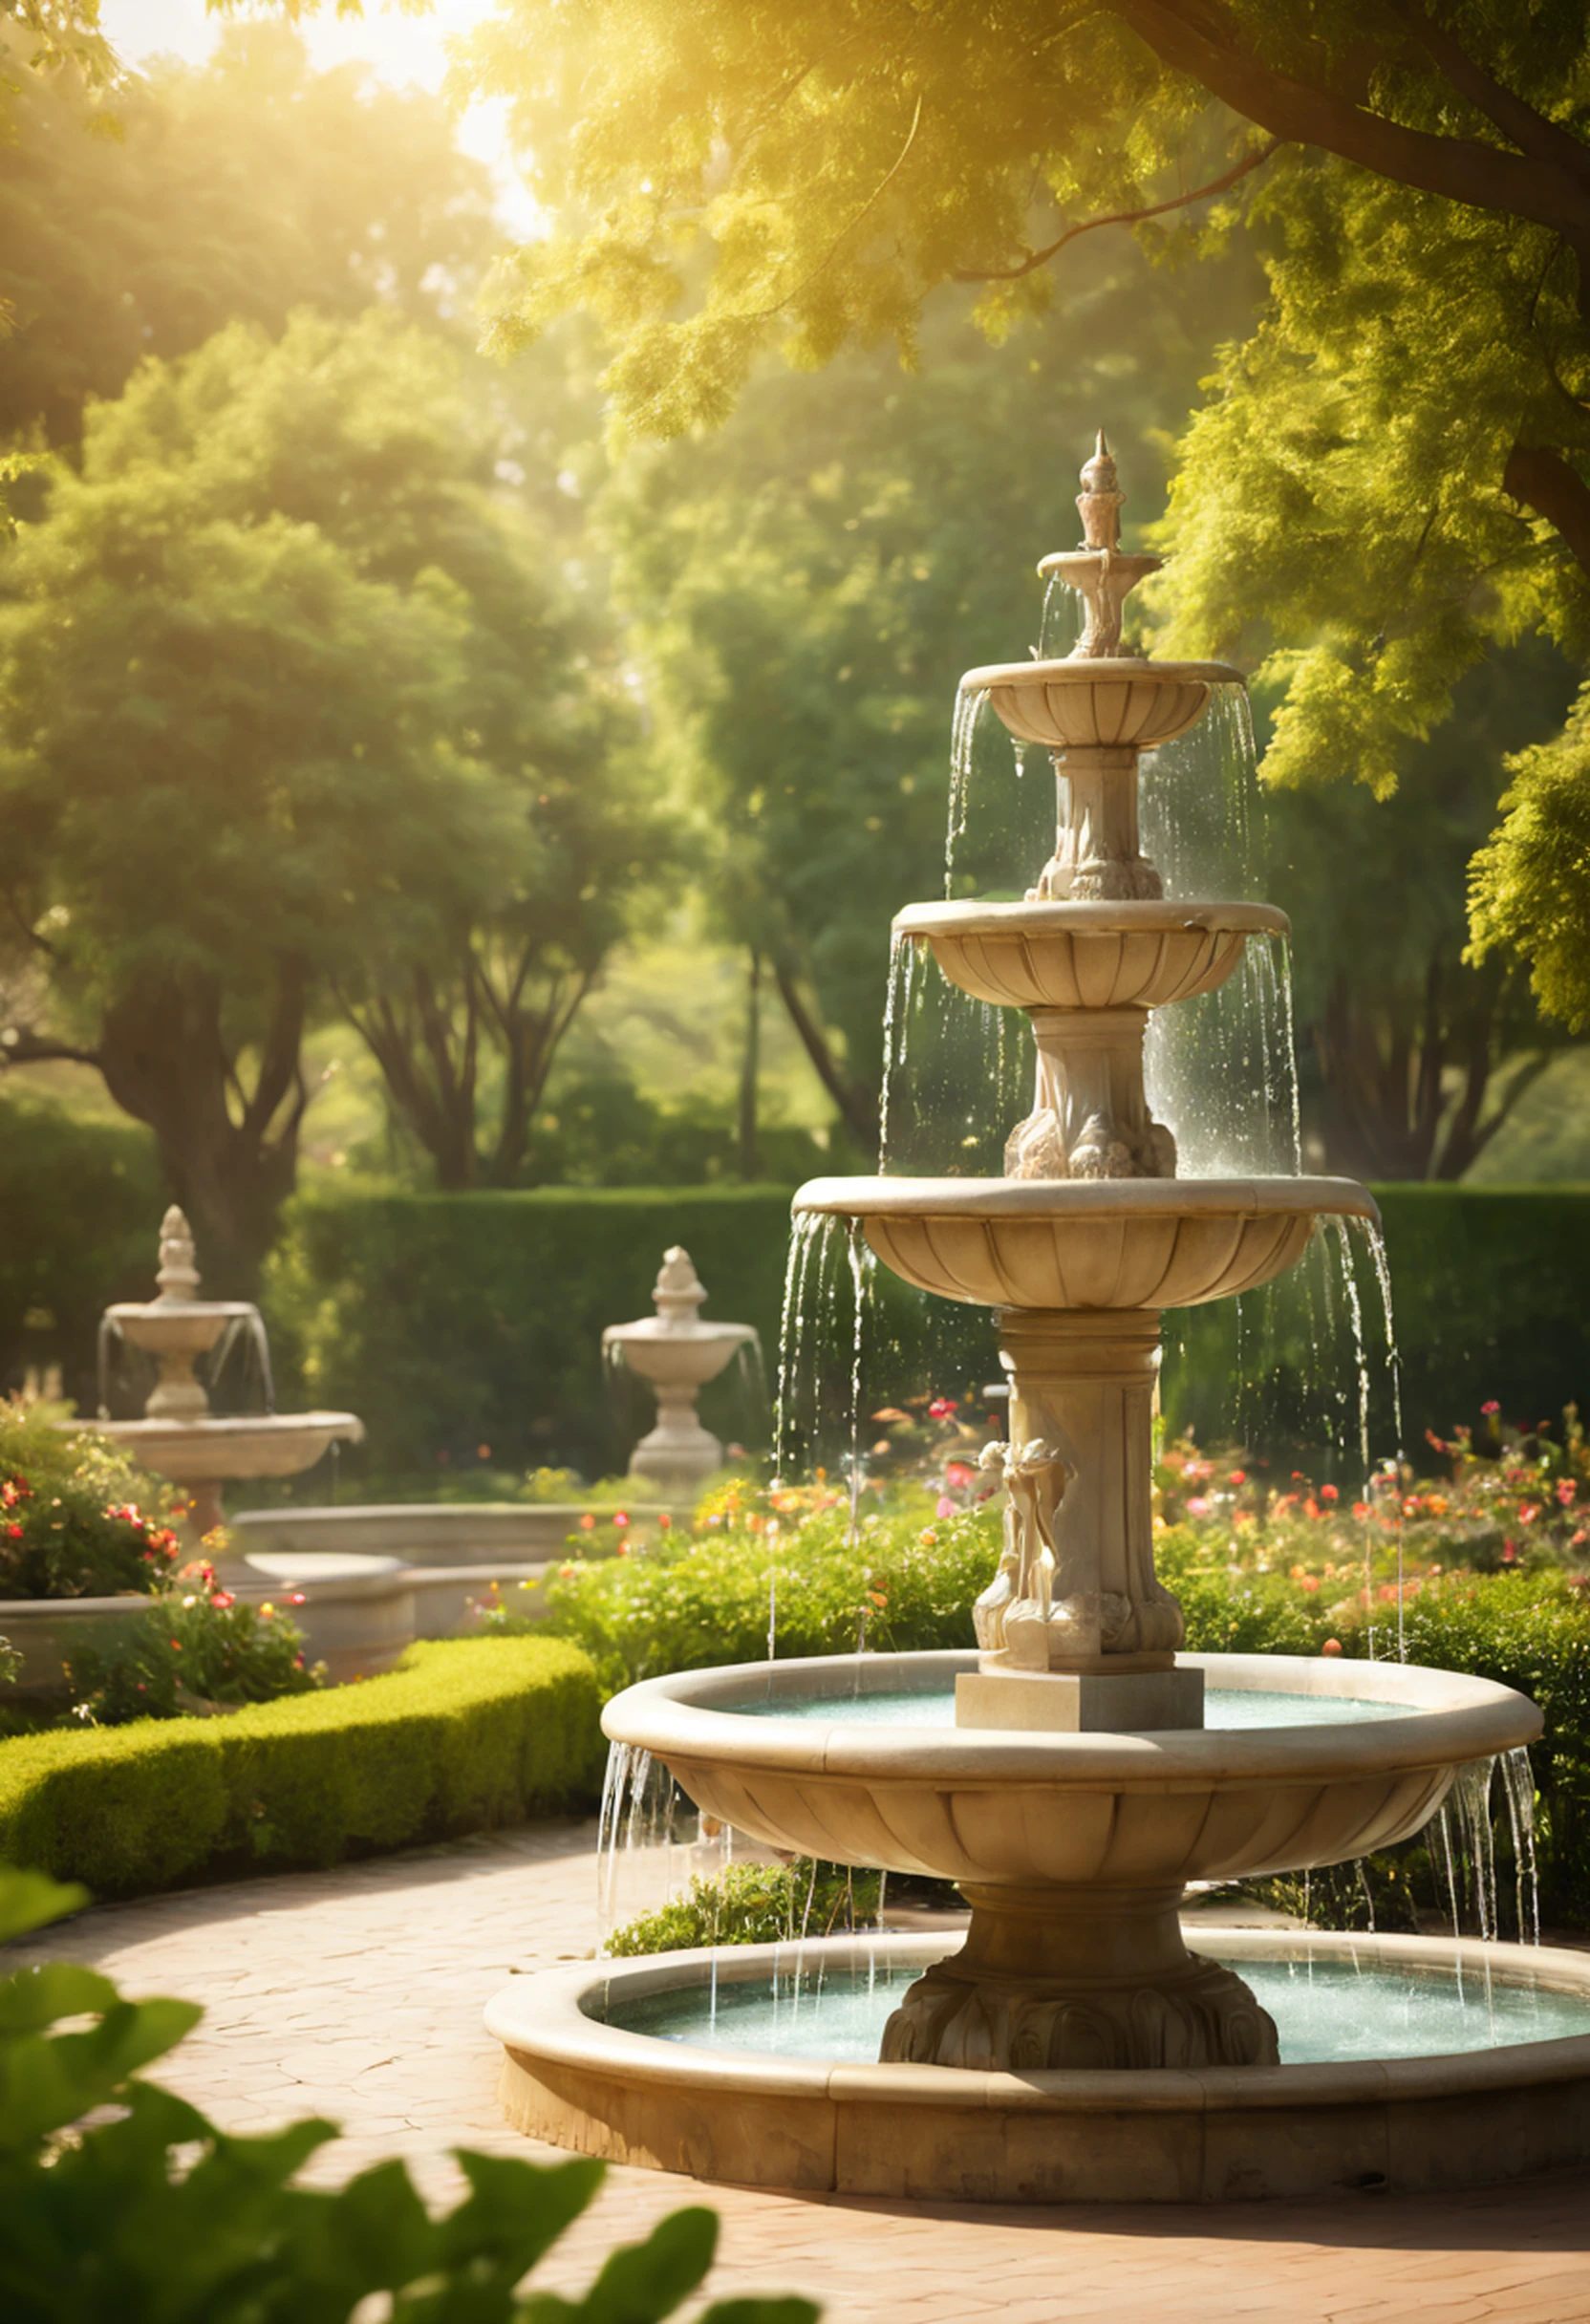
[0,1635,605,1899]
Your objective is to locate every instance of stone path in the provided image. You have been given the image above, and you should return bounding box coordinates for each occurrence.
[17,1822,1590,2323]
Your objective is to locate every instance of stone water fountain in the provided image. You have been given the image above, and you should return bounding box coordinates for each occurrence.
[486,443,1590,2202]
[604,1247,759,1495]
[95,1208,410,1679]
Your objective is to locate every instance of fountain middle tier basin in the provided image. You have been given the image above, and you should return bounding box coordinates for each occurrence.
[793,1175,1379,1309]
[961,655,1243,750]
[601,1650,1539,1894]
[895,898,1289,1012]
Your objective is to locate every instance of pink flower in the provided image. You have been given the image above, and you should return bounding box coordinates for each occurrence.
[578,1513,596,1531]
[613,1511,629,1527]
[1557,1480,1577,1507]
[1518,1504,1540,1525]
[945,1461,975,1488]
[1481,1400,1501,1416]
[211,1590,234,1609]
[1321,1484,1339,1504]
[935,1496,956,1518]
[1186,1496,1211,1518]
[1501,1540,1517,1563]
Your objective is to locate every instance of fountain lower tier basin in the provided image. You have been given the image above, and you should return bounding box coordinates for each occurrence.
[487,1929,1590,2202]
[792,1176,1379,1307]
[894,899,1289,1012]
[960,656,1244,750]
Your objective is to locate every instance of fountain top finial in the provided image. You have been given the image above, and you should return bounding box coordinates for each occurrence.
[653,1245,708,1324]
[1076,430,1124,553]
[155,1204,201,1304]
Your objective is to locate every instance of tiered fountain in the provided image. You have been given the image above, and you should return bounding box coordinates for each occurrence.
[486,444,1590,2202]
[605,1247,759,1495]
[94,1207,410,1680]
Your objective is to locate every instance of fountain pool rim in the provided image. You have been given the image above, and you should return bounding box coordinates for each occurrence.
[791,1173,1381,1226]
[487,1926,1590,2202]
[958,655,1246,692]
[601,1649,1541,1784]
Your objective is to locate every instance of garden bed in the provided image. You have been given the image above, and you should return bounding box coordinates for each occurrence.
[0,1635,604,1898]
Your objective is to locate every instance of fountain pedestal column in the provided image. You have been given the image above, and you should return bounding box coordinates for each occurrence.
[880,1883,1280,2072]
[960,1308,1201,1731]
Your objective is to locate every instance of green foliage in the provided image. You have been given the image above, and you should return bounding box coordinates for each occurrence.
[0,1089,162,1414]
[263,1184,798,1480]
[0,23,497,448]
[1470,681,1590,1030]
[0,1404,180,1601]
[607,1858,882,1956]
[0,1636,605,1896]
[532,1484,999,1691]
[0,1862,819,2324]
[60,1583,319,1726]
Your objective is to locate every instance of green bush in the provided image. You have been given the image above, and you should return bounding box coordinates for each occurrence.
[607,1858,883,1956]
[59,1581,318,1724]
[527,1479,999,1691]
[0,1864,818,2324]
[0,1402,181,1599]
[0,1636,604,1897]
[0,1090,163,1414]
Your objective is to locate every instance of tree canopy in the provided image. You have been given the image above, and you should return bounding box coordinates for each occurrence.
[0,307,645,1278]
[460,0,1590,1026]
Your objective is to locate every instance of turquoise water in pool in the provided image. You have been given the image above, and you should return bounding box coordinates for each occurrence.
[727,1687,1416,1730]
[598,1954,1590,2066]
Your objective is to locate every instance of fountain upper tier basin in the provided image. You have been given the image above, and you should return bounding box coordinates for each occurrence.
[961,656,1244,751]
[97,1410,363,1482]
[602,1315,756,1389]
[602,1649,1540,1891]
[793,1175,1378,1309]
[894,900,1288,1012]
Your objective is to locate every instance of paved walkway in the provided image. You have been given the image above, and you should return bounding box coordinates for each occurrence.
[17,1822,1590,2323]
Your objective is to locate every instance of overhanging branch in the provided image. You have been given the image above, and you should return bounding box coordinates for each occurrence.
[953,137,1279,284]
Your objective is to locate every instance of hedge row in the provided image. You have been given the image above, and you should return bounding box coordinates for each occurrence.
[0,1635,605,1898]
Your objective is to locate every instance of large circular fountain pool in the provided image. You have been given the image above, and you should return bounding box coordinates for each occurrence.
[730,1685,1414,1730]
[597,1950,1590,2066]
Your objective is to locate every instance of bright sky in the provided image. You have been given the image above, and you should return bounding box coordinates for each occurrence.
[96,0,541,230]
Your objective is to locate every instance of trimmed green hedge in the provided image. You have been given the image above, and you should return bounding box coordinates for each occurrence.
[1164,1183,1590,1457]
[0,1635,604,1897]
[263,1184,806,1480]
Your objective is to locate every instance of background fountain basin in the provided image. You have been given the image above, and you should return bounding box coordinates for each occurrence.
[486,1927,1590,2201]
[894,899,1289,1012]
[959,656,1243,750]
[601,1650,1540,1890]
[96,1410,364,1482]
[792,1176,1380,1309]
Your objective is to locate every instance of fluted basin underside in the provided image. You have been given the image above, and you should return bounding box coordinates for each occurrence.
[97,1411,364,1482]
[961,656,1243,750]
[603,1650,1537,1894]
[895,899,1288,1012]
[793,1175,1379,1310]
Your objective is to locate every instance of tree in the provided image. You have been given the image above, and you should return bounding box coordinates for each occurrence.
[458,0,1590,1028]
[0,20,496,446]
[0,310,640,1277]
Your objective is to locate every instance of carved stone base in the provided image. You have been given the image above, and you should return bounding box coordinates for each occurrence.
[880,1884,1279,2073]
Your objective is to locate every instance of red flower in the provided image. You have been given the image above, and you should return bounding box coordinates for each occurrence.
[1321,1484,1339,1504]
[1481,1400,1501,1416]
[578,1513,596,1531]
[613,1511,629,1527]
[211,1590,235,1608]
[658,1513,672,1530]
[1321,1638,1343,1657]
[928,1397,956,1419]
[5,1522,20,1539]
[1227,1469,1246,1487]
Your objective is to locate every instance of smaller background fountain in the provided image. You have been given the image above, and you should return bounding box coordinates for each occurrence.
[605,1248,760,1495]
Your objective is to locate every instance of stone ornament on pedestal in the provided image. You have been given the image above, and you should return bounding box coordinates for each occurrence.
[604,1247,758,1496]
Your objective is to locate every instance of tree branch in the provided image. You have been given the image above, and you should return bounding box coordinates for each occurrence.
[1393,3,1590,189]
[952,137,1279,284]
[0,1027,102,1070]
[771,954,877,1152]
[1112,0,1590,243]
[1503,441,1590,576]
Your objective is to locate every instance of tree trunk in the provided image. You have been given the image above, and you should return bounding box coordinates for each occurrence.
[95,961,308,1292]
[771,954,879,1154]
[739,948,761,1177]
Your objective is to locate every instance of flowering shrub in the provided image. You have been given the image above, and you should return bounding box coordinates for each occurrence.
[61,1561,319,1725]
[0,1401,181,1601]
